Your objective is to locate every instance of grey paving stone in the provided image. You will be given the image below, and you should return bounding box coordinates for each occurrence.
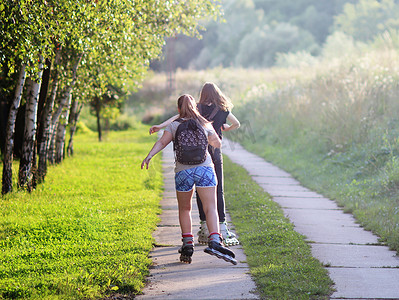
[140,246,258,299]
[311,243,399,268]
[258,183,312,192]
[138,141,258,300]
[273,196,340,210]
[265,189,325,198]
[252,176,301,185]
[283,208,360,225]
[328,267,399,299]
[293,222,380,244]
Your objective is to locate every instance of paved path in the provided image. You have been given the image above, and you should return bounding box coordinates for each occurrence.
[139,138,399,299]
[137,142,258,299]
[223,139,399,299]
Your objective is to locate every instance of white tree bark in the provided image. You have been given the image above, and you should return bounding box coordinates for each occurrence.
[55,93,72,163]
[2,64,26,194]
[37,48,61,181]
[18,60,44,190]
[67,100,83,156]
[48,53,83,164]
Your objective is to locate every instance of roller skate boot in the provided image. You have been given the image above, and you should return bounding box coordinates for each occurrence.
[204,233,237,265]
[178,234,194,264]
[197,220,209,245]
[220,221,239,246]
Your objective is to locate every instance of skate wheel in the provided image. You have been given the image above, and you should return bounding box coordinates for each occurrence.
[223,239,240,246]
[180,255,192,264]
[198,237,208,245]
[204,247,237,265]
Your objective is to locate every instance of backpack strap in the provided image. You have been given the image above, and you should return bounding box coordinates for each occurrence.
[198,104,219,121]
[208,106,219,120]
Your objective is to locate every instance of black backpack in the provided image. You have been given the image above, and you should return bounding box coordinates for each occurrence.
[174,119,208,165]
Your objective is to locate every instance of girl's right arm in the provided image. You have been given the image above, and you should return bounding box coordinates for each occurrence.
[141,131,173,169]
[149,114,179,135]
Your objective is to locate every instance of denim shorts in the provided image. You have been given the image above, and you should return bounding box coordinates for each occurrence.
[175,166,217,192]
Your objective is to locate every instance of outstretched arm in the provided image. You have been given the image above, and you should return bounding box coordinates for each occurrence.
[222,112,240,132]
[141,131,173,169]
[149,114,179,135]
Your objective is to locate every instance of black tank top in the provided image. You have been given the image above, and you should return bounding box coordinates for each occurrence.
[198,103,229,139]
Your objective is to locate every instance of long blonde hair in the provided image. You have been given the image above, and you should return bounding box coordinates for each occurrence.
[198,82,233,112]
[178,94,209,126]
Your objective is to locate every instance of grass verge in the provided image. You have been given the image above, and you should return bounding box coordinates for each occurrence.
[0,127,163,299]
[223,156,334,299]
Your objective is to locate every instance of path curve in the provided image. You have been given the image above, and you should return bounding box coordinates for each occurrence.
[222,139,399,299]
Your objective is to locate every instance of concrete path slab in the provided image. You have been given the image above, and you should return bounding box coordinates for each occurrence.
[222,139,399,299]
[273,196,339,210]
[137,142,258,300]
[327,268,399,299]
[311,244,399,267]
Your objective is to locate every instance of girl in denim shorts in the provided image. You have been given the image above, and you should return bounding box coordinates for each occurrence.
[141,94,236,265]
[149,82,241,246]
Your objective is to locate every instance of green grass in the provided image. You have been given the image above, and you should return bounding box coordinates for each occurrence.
[0,127,163,299]
[235,128,399,252]
[223,156,334,299]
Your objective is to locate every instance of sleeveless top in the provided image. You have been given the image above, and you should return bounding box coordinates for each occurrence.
[197,103,229,139]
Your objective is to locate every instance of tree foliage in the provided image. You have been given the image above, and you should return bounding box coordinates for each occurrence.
[334,0,399,42]
[1,0,221,193]
[155,0,356,69]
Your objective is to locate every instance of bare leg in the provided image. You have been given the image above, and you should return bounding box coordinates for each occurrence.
[176,189,194,234]
[196,186,219,234]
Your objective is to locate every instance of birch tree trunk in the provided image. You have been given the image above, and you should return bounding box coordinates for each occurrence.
[37,48,61,182]
[18,60,44,190]
[2,64,26,194]
[67,100,82,156]
[55,94,72,163]
[48,53,83,164]
[94,96,103,142]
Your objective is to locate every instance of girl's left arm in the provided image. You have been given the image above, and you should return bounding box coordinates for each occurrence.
[222,112,240,132]
[141,131,173,169]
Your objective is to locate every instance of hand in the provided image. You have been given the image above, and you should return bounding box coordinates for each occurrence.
[141,156,152,169]
[221,124,231,131]
[149,125,161,135]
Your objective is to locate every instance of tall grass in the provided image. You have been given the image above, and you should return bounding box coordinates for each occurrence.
[126,67,305,124]
[0,128,163,299]
[231,46,399,252]
[129,33,399,253]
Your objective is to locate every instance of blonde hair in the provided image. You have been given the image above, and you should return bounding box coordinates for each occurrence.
[198,82,233,112]
[178,94,209,126]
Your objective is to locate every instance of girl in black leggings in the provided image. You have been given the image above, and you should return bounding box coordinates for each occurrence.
[150,82,241,245]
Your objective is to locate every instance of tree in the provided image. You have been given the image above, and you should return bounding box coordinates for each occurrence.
[2,65,26,194]
[1,0,55,193]
[235,23,319,67]
[163,0,357,70]
[1,0,222,194]
[334,0,399,41]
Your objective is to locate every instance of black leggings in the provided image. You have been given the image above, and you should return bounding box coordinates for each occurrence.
[196,146,225,222]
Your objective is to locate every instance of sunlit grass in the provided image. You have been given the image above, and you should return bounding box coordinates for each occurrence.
[0,127,163,299]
